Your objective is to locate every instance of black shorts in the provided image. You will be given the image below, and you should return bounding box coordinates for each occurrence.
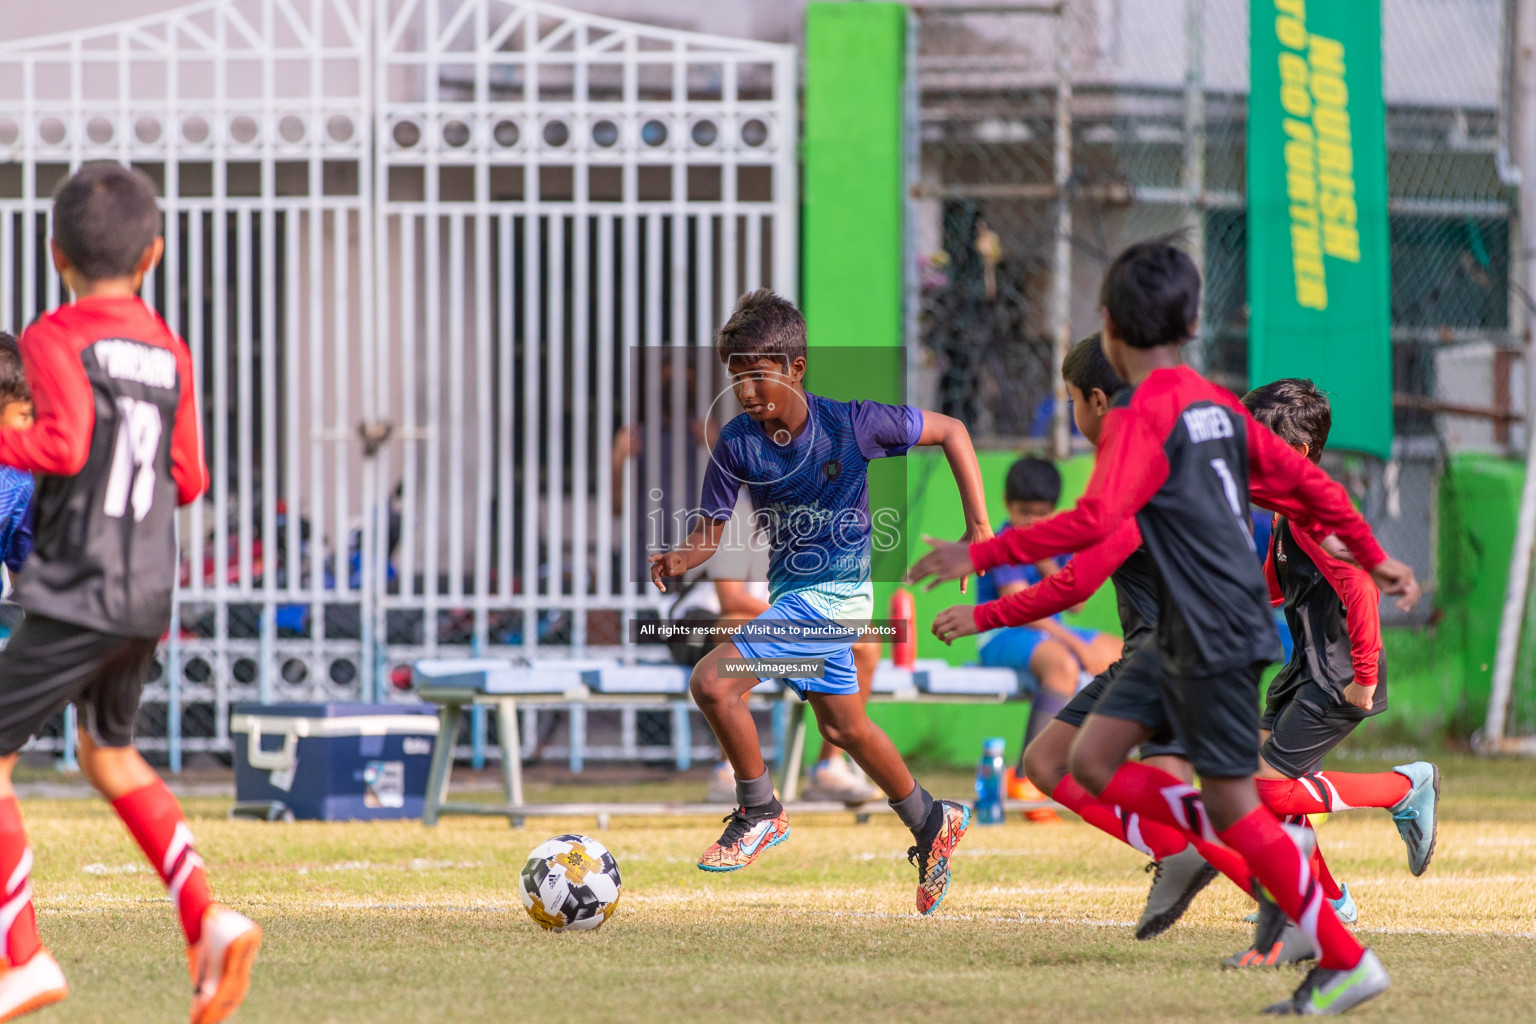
[1156,653,1266,779]
[1058,653,1188,760]
[0,615,157,756]
[1259,679,1374,777]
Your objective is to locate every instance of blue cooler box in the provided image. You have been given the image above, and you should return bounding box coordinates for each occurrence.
[231,703,440,821]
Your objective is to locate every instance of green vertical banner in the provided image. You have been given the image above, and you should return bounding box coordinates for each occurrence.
[802,2,905,355]
[1248,0,1393,457]
[802,3,911,589]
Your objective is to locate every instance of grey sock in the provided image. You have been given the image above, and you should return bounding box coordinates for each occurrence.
[1025,689,1072,749]
[889,782,935,833]
[735,770,775,810]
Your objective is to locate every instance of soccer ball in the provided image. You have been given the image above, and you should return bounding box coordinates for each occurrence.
[518,834,622,932]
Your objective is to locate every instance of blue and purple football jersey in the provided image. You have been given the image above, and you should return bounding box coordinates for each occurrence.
[698,394,921,622]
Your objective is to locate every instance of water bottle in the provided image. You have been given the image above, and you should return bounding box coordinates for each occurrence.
[974,737,1006,825]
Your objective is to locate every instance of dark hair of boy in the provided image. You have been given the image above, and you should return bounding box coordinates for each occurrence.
[1005,456,1061,506]
[52,162,162,281]
[0,332,26,411]
[1242,378,1331,463]
[1099,234,1201,349]
[1061,331,1126,398]
[715,289,808,366]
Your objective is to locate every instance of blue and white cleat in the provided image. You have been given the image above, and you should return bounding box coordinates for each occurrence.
[1251,882,1356,926]
[1330,883,1357,925]
[1389,761,1440,876]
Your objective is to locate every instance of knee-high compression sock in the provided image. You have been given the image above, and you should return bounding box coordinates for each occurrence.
[113,781,215,946]
[1058,775,1255,894]
[1051,776,1186,859]
[1256,771,1412,814]
[0,798,40,966]
[1099,762,1364,970]
[1217,806,1364,969]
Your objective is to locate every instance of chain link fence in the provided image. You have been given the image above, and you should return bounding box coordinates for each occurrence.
[908,0,1520,635]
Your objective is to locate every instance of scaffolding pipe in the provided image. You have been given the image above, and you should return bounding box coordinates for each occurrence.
[1050,1,1074,460]
[1486,0,1536,751]
[1183,0,1207,369]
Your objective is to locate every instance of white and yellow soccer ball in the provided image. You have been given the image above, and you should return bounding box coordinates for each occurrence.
[518,834,622,931]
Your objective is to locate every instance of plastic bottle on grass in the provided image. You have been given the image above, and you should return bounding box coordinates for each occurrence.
[974,737,1006,825]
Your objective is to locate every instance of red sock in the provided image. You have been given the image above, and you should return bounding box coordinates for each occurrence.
[0,799,39,966]
[113,781,214,945]
[1256,771,1411,814]
[1310,840,1344,902]
[1096,762,1256,896]
[1052,777,1186,860]
[1217,806,1363,970]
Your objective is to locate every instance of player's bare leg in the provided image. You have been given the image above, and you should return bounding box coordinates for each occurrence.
[76,733,260,1024]
[806,691,968,915]
[689,642,769,782]
[0,754,66,1022]
[1022,719,1076,798]
[1011,641,1081,822]
[691,642,790,871]
[804,638,879,803]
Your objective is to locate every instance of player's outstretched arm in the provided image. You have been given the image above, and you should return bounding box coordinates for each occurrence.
[912,411,992,594]
[171,337,209,505]
[648,516,727,593]
[908,409,1165,589]
[933,519,1140,644]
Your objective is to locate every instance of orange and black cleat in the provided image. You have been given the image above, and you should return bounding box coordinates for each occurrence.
[697,803,790,873]
[909,799,971,915]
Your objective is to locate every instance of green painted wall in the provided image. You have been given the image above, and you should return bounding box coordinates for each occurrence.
[802,2,906,353]
[1423,453,1524,735]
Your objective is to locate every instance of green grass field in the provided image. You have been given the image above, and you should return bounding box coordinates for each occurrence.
[15,754,1536,1023]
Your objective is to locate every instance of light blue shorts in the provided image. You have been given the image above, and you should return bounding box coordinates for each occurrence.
[978,623,1101,697]
[731,592,861,700]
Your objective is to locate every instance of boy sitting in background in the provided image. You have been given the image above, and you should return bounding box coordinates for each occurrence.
[0,334,35,597]
[974,456,1122,819]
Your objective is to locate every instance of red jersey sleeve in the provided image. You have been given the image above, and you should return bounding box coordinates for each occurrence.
[170,338,208,505]
[0,317,95,475]
[973,520,1141,631]
[1263,515,1283,606]
[970,407,1169,571]
[1244,411,1386,570]
[1289,523,1383,688]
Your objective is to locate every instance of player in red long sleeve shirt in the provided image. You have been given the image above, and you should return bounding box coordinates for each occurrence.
[0,164,259,1024]
[936,334,1239,940]
[911,239,1420,1016]
[1219,379,1441,968]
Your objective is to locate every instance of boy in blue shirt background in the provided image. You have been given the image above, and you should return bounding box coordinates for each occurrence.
[0,334,34,597]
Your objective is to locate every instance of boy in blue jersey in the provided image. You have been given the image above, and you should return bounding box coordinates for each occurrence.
[650,290,992,914]
[0,335,34,589]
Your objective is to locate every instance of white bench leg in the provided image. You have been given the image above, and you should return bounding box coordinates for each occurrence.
[497,698,523,826]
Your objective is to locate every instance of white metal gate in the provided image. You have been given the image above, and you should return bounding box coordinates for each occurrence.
[0,0,797,762]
